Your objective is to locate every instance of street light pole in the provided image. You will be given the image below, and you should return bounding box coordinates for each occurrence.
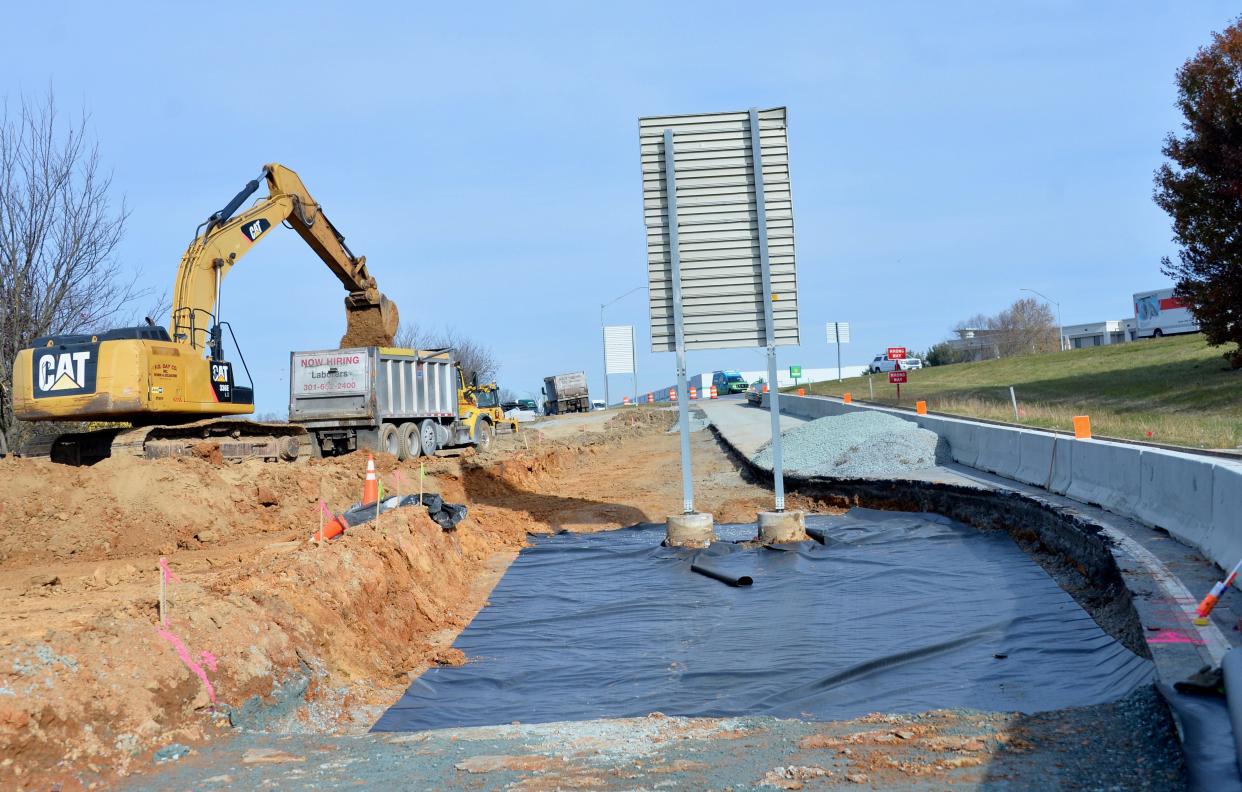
[1019,288,1063,352]
[600,285,646,407]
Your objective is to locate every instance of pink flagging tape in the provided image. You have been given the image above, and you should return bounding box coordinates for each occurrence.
[319,499,332,518]
[158,628,217,704]
[1146,629,1205,646]
[158,556,181,585]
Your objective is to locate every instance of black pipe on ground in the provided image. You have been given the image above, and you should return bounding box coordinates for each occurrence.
[805,527,829,545]
[691,562,753,587]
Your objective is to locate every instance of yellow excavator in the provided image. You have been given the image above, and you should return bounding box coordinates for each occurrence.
[10,164,399,464]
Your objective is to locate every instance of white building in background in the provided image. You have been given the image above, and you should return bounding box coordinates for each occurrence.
[945,327,1001,361]
[1063,320,1134,349]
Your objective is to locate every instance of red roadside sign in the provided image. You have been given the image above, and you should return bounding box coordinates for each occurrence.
[886,346,907,361]
[889,370,908,384]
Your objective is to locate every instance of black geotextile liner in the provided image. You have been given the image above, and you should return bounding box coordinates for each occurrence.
[372,509,1156,732]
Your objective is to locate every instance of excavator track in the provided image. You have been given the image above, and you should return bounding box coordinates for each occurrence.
[47,419,313,466]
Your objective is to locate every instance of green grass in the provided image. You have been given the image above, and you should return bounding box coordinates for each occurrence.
[793,333,1241,450]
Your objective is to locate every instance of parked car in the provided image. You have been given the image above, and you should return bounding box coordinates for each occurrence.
[745,379,766,406]
[591,399,606,411]
[867,355,923,373]
[711,370,750,395]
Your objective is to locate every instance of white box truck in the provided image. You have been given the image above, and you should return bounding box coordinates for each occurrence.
[1133,288,1199,339]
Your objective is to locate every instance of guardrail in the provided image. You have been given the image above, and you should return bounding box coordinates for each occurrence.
[768,393,1242,572]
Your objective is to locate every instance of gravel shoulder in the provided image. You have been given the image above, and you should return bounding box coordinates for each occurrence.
[127,687,1184,791]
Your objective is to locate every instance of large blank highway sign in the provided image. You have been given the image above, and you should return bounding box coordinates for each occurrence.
[603,325,635,375]
[639,107,799,352]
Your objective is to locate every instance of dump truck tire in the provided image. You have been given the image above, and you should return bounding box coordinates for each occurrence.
[398,422,420,458]
[379,423,401,459]
[419,419,439,456]
[473,418,494,451]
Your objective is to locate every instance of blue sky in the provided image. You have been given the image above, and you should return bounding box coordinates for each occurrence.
[4,2,1236,413]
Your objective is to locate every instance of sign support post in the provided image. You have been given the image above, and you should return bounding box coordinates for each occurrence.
[663,129,695,515]
[600,323,610,409]
[750,108,786,512]
[836,333,842,381]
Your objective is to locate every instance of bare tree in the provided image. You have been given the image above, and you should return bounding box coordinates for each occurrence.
[945,299,1057,361]
[392,321,423,350]
[0,93,143,443]
[392,321,500,385]
[991,298,1058,357]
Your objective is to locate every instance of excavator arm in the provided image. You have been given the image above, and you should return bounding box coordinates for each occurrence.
[170,163,399,352]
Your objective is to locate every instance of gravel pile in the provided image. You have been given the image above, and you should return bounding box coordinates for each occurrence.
[752,411,945,478]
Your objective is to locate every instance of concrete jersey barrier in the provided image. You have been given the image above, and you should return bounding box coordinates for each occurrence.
[767,393,1242,572]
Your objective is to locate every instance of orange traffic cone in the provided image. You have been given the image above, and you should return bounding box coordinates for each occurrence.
[689,386,698,400]
[362,454,379,504]
[648,393,654,404]
[313,514,349,542]
[710,385,718,399]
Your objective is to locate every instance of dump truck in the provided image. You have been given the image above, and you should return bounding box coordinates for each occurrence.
[290,346,507,458]
[542,371,590,415]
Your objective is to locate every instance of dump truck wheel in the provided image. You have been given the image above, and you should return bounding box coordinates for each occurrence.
[473,418,494,451]
[419,419,439,456]
[379,423,402,459]
[398,422,420,458]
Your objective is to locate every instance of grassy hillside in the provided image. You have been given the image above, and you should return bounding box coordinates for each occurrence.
[796,333,1240,450]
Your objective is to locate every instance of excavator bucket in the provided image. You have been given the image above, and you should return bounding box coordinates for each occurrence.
[341,293,400,348]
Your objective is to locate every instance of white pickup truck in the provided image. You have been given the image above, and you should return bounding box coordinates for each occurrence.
[867,355,923,374]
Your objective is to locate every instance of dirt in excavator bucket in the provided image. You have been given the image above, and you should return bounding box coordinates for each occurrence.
[340,294,400,348]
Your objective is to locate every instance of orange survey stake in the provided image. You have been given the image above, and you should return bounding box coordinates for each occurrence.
[1197,557,1242,618]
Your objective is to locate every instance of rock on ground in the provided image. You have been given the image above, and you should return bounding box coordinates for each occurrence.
[753,412,945,479]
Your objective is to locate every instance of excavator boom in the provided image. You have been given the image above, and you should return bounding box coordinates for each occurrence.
[171,163,398,350]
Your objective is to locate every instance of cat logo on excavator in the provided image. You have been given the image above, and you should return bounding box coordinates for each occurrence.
[33,347,97,397]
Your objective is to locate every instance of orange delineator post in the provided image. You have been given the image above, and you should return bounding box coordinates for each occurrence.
[362,454,379,504]
[1073,416,1092,439]
[916,400,927,415]
[710,385,718,399]
[843,392,852,404]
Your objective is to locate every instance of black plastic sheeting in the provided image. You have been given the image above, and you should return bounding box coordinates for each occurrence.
[373,509,1155,732]
[1159,681,1242,792]
[339,493,466,532]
